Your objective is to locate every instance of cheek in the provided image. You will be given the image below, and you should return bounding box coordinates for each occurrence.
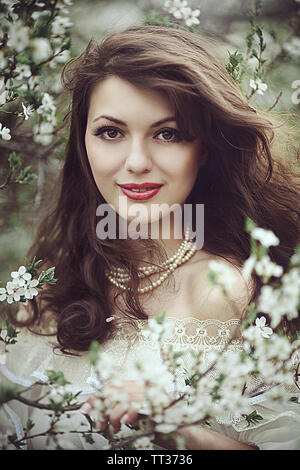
[171,147,201,182]
[85,138,120,176]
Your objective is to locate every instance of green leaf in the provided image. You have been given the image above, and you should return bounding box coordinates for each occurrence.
[143,10,174,28]
[24,418,35,431]
[83,433,95,445]
[0,384,23,405]
[8,152,21,172]
[245,217,257,234]
[242,302,259,329]
[244,410,263,426]
[88,341,100,366]
[46,370,71,386]
[38,267,57,285]
[155,309,167,324]
[15,165,38,185]
[25,256,43,277]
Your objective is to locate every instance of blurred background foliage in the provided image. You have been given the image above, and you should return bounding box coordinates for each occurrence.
[0,0,299,287]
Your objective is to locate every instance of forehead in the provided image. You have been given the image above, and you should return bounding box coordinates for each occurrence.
[87,75,175,123]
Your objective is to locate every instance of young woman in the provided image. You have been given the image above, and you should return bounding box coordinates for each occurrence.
[1,25,300,450]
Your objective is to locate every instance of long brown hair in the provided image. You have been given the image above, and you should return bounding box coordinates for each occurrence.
[10,25,300,352]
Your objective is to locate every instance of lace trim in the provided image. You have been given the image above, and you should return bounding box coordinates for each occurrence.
[112,316,243,351]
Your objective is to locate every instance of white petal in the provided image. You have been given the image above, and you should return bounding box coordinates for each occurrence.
[29,288,38,297]
[22,272,32,281]
[256,316,266,327]
[262,327,273,338]
[18,266,26,275]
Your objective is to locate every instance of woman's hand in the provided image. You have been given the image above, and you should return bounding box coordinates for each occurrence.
[84,380,146,435]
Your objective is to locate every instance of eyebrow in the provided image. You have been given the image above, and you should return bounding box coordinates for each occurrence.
[92,114,177,128]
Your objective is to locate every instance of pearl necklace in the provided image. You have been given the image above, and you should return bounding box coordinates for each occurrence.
[104,228,197,294]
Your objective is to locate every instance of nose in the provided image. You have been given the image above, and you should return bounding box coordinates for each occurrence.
[124,138,152,174]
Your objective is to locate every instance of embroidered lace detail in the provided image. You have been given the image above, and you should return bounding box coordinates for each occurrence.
[112,316,243,352]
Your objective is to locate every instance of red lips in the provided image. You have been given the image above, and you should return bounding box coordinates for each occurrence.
[118,183,163,200]
[118,183,163,189]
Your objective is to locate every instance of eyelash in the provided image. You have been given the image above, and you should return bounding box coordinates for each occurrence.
[93,126,183,143]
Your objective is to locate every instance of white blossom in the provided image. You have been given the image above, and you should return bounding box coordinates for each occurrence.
[5,281,26,303]
[36,93,57,124]
[241,254,257,279]
[255,316,273,338]
[23,278,39,299]
[164,0,190,19]
[255,255,283,278]
[31,37,52,63]
[0,123,11,141]
[0,288,7,302]
[249,78,268,96]
[251,227,279,247]
[132,435,155,450]
[182,7,200,27]
[6,23,30,53]
[33,121,55,146]
[10,265,32,287]
[21,102,34,121]
[51,15,72,35]
[105,316,115,323]
[207,259,238,292]
[14,63,32,80]
[50,48,71,67]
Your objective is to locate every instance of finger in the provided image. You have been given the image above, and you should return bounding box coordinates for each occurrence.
[121,407,139,427]
[80,396,97,415]
[109,404,128,433]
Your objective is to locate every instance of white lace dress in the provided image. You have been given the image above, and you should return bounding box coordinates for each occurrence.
[1,316,300,450]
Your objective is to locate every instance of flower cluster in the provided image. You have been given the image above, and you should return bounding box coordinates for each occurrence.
[83,299,298,450]
[163,0,200,28]
[240,223,300,328]
[34,92,57,146]
[0,0,73,145]
[0,266,39,304]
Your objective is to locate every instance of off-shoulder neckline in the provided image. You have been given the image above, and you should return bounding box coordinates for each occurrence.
[126,316,242,325]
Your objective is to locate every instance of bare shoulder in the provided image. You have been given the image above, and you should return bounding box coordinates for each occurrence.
[185,250,255,322]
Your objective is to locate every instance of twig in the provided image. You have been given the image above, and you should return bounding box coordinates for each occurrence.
[266,91,283,112]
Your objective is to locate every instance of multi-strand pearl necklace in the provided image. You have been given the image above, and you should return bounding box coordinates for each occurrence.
[104,228,197,294]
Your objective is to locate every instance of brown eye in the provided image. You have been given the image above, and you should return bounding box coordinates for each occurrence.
[93,126,123,140]
[155,128,182,143]
[105,129,119,139]
[161,130,173,140]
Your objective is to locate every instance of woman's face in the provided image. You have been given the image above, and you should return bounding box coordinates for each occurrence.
[85,75,207,233]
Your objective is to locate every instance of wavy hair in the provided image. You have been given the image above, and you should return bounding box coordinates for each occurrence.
[10,25,300,353]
